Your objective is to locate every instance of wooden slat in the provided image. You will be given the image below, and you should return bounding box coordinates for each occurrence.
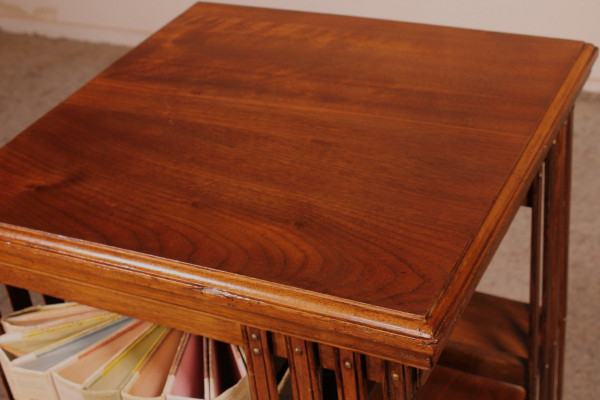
[556,112,573,400]
[529,171,543,400]
[336,348,368,400]
[243,327,279,400]
[285,336,322,400]
[540,122,570,400]
[382,362,407,400]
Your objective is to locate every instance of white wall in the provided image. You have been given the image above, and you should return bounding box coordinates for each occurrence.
[1,0,599,90]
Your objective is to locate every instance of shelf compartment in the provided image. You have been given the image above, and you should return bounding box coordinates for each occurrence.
[440,291,529,386]
[362,366,525,400]
[416,366,526,400]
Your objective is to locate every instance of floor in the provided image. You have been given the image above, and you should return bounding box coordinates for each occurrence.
[0,30,599,399]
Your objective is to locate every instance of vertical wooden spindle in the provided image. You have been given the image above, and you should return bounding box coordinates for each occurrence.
[243,327,279,400]
[285,336,322,400]
[528,170,543,400]
[382,362,408,400]
[556,112,574,400]
[335,348,367,400]
[540,119,570,400]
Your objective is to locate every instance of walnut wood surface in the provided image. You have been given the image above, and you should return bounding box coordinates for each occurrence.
[0,2,596,367]
[415,366,526,400]
[439,292,528,386]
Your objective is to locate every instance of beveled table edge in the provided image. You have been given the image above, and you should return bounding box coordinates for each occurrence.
[425,42,598,363]
[0,222,436,368]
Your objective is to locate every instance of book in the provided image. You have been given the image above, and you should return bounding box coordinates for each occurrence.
[166,334,208,400]
[0,312,119,359]
[209,341,248,399]
[4,317,132,400]
[122,329,185,400]
[1,303,104,333]
[0,311,120,397]
[53,320,153,400]
[212,341,250,400]
[0,305,266,400]
[82,325,169,400]
[167,337,251,400]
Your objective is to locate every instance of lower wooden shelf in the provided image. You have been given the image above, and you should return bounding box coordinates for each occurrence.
[416,366,526,400]
[440,291,529,386]
[363,366,525,400]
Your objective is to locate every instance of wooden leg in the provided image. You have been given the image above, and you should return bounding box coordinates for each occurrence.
[243,327,280,400]
[539,115,571,400]
[528,171,542,400]
[556,112,573,400]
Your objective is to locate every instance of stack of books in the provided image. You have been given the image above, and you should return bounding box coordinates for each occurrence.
[0,302,289,400]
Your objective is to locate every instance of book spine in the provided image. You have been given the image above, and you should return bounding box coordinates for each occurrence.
[52,371,85,400]
[0,348,21,399]
[6,366,60,400]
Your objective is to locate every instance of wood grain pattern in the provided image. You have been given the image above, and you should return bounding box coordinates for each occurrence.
[416,366,526,400]
[439,292,528,386]
[286,336,323,400]
[244,327,280,400]
[0,2,596,368]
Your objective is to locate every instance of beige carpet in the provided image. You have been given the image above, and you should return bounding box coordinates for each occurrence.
[0,30,598,399]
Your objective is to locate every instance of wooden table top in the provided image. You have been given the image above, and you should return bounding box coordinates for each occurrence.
[0,3,595,367]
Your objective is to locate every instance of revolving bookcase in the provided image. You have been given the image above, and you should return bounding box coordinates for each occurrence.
[0,3,596,400]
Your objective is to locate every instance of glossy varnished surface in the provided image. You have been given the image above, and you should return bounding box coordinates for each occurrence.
[0,3,596,366]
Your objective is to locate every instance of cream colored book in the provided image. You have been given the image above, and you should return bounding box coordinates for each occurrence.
[1,312,118,359]
[121,329,185,400]
[7,318,132,400]
[1,303,103,333]
[53,321,153,400]
[159,333,190,400]
[277,369,291,399]
[82,325,169,400]
[0,315,125,400]
[0,310,120,398]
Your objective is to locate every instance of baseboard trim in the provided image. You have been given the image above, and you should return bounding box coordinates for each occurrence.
[1,14,600,92]
[0,16,148,46]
